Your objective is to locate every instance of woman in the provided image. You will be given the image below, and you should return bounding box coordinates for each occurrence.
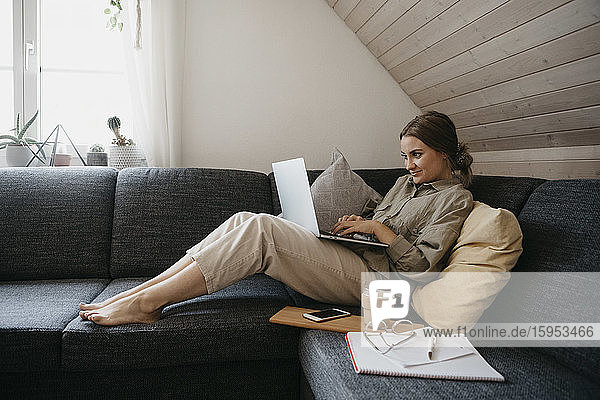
[79,111,473,326]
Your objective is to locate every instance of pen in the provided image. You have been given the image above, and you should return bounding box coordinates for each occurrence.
[427,336,436,360]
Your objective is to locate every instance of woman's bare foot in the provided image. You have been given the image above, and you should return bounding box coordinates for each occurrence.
[81,292,163,326]
[79,289,136,312]
[79,255,195,312]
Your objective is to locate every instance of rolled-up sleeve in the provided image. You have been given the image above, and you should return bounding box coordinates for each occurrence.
[386,191,473,282]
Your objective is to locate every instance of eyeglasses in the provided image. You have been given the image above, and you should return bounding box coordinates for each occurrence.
[363,319,416,355]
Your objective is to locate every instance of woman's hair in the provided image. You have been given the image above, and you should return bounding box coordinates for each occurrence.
[399,111,473,188]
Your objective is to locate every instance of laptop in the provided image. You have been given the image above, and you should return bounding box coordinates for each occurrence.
[272,157,388,248]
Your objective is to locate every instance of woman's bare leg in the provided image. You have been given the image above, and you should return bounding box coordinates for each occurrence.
[79,254,194,315]
[79,211,256,317]
[84,261,208,326]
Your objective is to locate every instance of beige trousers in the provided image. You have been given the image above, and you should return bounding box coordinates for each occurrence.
[186,212,372,305]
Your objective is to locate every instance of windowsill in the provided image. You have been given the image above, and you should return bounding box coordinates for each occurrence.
[1,144,96,168]
[1,143,147,168]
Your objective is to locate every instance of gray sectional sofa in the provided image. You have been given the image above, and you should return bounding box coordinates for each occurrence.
[1,166,598,399]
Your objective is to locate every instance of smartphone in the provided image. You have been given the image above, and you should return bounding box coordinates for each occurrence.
[302,308,351,323]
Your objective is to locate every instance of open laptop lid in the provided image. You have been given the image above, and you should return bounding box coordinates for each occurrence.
[272,158,320,236]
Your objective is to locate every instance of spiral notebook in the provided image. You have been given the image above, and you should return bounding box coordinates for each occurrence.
[346,330,504,381]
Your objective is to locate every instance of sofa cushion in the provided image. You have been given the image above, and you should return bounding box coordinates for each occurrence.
[110,168,274,278]
[411,201,522,329]
[516,179,600,273]
[310,148,383,232]
[480,179,600,383]
[0,279,109,372]
[299,330,599,400]
[468,175,545,216]
[0,167,116,280]
[56,359,300,400]
[62,274,298,370]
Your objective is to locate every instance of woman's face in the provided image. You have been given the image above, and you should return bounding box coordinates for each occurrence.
[400,135,452,185]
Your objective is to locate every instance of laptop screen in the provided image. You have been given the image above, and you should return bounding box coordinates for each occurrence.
[272,158,320,236]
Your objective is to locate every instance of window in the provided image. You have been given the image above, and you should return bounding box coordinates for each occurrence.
[1,1,14,130]
[40,0,133,147]
[4,0,133,163]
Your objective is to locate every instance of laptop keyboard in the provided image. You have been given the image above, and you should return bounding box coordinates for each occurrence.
[320,230,378,242]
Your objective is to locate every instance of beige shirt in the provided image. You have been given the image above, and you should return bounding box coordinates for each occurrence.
[356,175,473,282]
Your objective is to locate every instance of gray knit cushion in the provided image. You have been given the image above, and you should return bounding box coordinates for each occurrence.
[310,149,383,231]
[110,168,274,278]
[0,279,109,372]
[0,167,116,280]
[299,330,599,400]
[62,274,297,370]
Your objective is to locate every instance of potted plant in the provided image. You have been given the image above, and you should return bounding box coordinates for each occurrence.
[86,143,108,166]
[0,111,46,167]
[107,116,142,170]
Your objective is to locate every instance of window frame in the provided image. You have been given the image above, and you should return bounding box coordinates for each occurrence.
[12,0,40,139]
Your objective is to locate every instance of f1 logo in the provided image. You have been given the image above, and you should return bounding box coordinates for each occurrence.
[368,280,410,330]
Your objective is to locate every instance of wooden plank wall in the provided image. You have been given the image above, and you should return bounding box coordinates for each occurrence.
[326,0,600,179]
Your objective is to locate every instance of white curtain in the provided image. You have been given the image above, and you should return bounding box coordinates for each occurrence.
[121,0,186,167]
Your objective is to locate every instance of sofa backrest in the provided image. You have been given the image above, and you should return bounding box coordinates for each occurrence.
[516,179,600,273]
[0,167,116,280]
[110,168,274,278]
[269,169,544,217]
[468,175,546,216]
[486,179,600,382]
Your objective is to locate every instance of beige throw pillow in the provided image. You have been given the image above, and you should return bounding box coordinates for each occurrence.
[310,148,382,232]
[411,201,523,329]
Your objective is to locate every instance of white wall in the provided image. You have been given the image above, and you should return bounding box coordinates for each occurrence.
[181,0,420,173]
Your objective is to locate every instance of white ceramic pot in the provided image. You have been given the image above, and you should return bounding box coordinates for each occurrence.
[108,145,143,170]
[6,144,36,167]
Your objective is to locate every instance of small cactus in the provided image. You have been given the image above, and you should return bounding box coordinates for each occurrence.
[108,116,120,135]
[107,116,134,146]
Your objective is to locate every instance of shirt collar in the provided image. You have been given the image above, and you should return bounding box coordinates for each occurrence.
[408,175,461,191]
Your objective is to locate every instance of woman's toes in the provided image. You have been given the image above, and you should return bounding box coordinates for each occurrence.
[80,310,94,320]
[79,302,101,310]
[88,314,108,324]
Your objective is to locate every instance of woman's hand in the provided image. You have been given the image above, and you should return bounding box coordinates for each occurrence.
[331,215,364,235]
[335,214,364,225]
[331,217,397,245]
[331,218,375,235]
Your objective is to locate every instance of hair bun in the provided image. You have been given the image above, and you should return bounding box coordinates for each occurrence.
[454,142,472,169]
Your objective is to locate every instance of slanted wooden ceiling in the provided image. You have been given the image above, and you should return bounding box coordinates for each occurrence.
[326,0,600,179]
